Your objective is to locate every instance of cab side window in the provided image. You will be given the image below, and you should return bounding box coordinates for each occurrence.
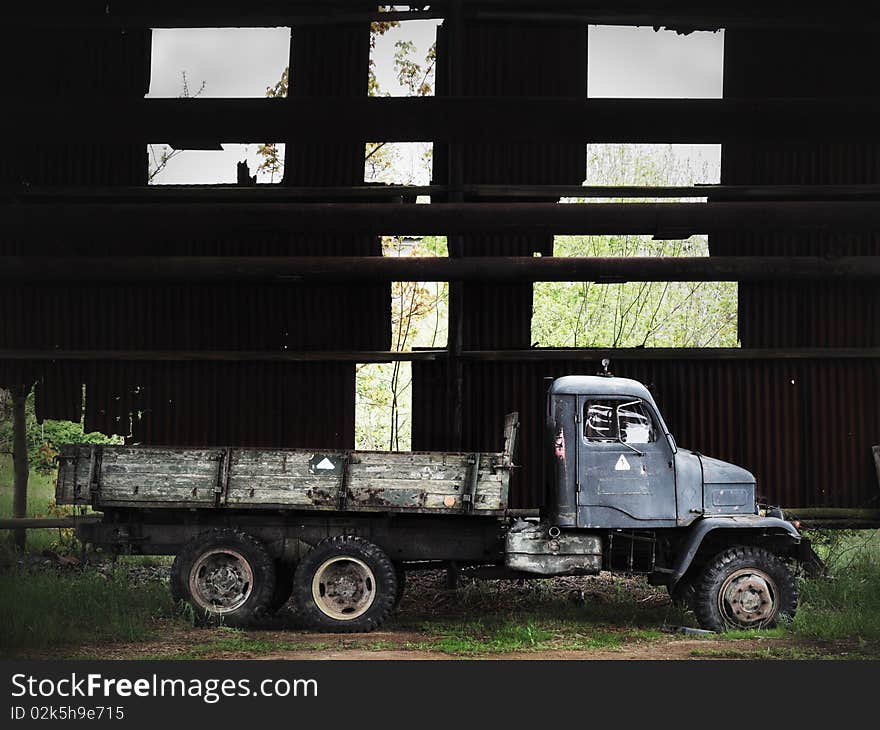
[583,399,656,444]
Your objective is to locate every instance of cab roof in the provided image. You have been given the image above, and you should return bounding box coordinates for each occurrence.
[549,376,671,440]
[549,375,656,405]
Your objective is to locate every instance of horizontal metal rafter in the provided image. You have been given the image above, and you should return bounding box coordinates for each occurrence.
[6,97,880,143]
[7,201,880,237]
[6,2,866,31]
[2,256,880,283]
[12,184,880,203]
[2,348,879,363]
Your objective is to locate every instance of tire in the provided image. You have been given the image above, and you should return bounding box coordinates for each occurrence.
[170,529,276,627]
[292,535,397,633]
[270,560,296,612]
[693,546,798,632]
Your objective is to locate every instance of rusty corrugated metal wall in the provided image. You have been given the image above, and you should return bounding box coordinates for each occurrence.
[715,29,880,347]
[413,358,880,510]
[0,21,388,449]
[413,24,880,511]
[433,20,587,348]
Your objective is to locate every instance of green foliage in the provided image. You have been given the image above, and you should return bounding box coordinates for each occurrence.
[0,389,121,474]
[356,236,448,451]
[533,235,738,347]
[533,142,738,348]
[0,454,66,556]
[792,530,880,641]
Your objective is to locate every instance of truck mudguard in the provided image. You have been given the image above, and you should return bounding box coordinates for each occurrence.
[669,516,801,587]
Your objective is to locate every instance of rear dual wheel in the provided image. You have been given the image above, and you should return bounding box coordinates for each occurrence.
[292,535,398,633]
[171,529,276,627]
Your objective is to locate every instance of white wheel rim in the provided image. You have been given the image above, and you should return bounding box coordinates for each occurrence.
[311,556,376,621]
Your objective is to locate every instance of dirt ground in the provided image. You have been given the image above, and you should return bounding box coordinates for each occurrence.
[35,623,871,661]
[17,569,877,661]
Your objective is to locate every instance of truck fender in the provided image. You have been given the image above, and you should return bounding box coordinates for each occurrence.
[668,516,801,588]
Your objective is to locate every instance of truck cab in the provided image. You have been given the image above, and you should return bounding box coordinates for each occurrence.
[544,375,757,529]
[506,374,814,632]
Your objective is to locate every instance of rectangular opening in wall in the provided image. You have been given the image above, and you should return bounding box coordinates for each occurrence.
[355,235,448,451]
[147,143,286,185]
[147,27,290,184]
[365,18,438,186]
[588,25,724,99]
[533,143,736,348]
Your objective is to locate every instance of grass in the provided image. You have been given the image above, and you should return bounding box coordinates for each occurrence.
[0,566,176,656]
[0,454,73,556]
[789,530,880,642]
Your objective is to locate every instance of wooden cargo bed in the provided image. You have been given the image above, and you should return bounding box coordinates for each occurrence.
[56,413,518,517]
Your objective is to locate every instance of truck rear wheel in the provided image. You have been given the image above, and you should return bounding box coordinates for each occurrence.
[170,529,276,627]
[694,546,797,632]
[292,535,397,633]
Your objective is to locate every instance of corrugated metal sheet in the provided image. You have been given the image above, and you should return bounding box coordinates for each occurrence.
[433,20,587,348]
[412,359,880,510]
[716,29,880,347]
[0,22,386,450]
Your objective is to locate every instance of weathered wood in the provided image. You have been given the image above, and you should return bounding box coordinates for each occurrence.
[784,507,880,521]
[56,441,514,515]
[0,515,102,530]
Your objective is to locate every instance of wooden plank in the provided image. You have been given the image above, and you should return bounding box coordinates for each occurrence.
[98,447,220,504]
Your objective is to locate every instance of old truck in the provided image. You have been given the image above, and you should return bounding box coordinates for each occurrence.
[56,374,816,633]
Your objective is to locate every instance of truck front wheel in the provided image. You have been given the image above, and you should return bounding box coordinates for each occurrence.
[694,546,797,632]
[292,535,397,633]
[170,529,277,627]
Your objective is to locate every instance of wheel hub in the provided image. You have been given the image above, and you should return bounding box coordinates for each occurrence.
[189,549,254,614]
[719,569,778,627]
[312,556,376,621]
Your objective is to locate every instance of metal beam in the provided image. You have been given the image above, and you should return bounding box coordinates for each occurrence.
[6,2,868,31]
[8,201,880,237]
[13,184,880,203]
[2,256,879,284]
[6,97,880,143]
[2,348,879,363]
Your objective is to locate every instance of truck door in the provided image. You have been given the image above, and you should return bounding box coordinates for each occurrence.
[576,395,676,527]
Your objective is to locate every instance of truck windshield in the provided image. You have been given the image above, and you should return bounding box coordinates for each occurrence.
[583,399,656,444]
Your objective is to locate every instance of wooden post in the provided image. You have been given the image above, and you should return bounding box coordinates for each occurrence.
[11,385,29,551]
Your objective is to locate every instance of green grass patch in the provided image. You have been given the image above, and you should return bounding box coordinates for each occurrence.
[402,614,657,656]
[791,530,880,642]
[0,566,175,655]
[0,455,72,557]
